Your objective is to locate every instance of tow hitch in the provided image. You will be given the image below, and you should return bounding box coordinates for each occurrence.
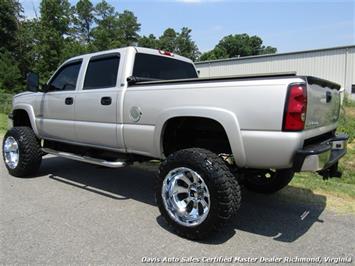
[318,162,342,180]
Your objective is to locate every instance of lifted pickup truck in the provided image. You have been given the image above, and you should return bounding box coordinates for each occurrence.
[2,47,348,239]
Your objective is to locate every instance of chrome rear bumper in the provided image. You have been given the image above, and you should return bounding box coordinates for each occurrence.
[293,133,348,172]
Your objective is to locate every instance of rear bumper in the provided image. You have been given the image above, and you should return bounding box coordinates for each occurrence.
[293,133,348,172]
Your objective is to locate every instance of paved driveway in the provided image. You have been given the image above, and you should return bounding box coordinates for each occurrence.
[1,155,354,264]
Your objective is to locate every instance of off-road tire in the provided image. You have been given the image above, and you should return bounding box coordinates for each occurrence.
[156,148,241,240]
[2,127,42,177]
[243,169,294,194]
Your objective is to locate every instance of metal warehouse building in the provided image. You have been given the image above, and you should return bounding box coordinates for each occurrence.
[195,45,355,98]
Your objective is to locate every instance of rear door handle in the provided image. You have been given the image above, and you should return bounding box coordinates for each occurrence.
[101,96,112,105]
[65,97,73,105]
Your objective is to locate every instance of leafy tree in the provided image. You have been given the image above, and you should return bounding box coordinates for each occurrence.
[72,0,94,44]
[117,10,140,46]
[0,0,26,93]
[158,28,177,52]
[39,0,71,35]
[62,38,89,60]
[0,50,22,93]
[199,47,227,61]
[138,34,159,49]
[91,2,141,50]
[94,0,115,19]
[91,0,121,50]
[0,0,23,51]
[16,19,39,76]
[35,0,72,81]
[148,27,200,61]
[175,27,200,61]
[200,33,277,61]
[259,46,277,55]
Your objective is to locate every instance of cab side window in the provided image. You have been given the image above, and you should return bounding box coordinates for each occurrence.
[83,55,120,90]
[49,61,82,91]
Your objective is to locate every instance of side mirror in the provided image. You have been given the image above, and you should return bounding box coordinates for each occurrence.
[26,72,39,92]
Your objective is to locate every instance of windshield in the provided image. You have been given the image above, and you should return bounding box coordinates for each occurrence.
[133,53,198,80]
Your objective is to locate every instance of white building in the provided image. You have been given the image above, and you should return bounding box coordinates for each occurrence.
[195,45,355,98]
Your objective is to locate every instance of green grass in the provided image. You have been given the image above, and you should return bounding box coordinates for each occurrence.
[291,172,355,199]
[290,141,355,200]
[0,93,13,114]
[338,105,355,142]
[0,113,7,134]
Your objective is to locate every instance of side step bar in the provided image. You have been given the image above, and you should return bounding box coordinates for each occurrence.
[42,148,127,168]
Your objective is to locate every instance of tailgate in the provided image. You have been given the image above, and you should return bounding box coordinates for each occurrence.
[305,76,341,129]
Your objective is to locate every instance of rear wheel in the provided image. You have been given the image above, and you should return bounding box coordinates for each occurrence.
[2,127,42,177]
[156,148,241,240]
[243,169,294,194]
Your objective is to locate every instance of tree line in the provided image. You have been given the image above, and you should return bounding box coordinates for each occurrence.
[0,0,277,94]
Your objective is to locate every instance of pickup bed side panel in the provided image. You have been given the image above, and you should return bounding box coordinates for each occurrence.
[241,130,303,168]
[123,78,305,168]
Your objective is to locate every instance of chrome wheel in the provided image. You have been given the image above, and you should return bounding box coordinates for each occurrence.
[161,167,210,227]
[3,136,19,169]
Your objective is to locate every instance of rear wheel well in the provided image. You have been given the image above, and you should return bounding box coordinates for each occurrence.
[162,117,232,156]
[13,109,32,129]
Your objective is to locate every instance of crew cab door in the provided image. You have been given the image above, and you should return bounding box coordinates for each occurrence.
[74,53,124,149]
[37,60,82,141]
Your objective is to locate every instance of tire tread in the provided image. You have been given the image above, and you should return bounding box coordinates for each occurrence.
[156,148,241,240]
[3,127,42,177]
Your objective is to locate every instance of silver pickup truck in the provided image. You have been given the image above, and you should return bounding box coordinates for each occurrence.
[2,47,348,239]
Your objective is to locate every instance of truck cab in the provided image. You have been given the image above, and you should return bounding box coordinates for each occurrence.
[12,47,197,150]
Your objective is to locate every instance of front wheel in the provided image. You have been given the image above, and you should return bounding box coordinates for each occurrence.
[243,169,294,194]
[156,148,241,240]
[2,127,42,177]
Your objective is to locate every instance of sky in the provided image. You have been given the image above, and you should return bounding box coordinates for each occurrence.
[21,0,355,53]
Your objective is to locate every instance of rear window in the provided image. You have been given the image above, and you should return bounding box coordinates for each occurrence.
[133,53,197,80]
[84,55,120,90]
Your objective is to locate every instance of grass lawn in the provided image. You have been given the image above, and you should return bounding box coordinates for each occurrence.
[0,100,354,212]
[0,113,7,135]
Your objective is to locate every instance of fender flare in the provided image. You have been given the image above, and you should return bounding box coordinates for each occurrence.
[12,104,40,137]
[153,106,247,167]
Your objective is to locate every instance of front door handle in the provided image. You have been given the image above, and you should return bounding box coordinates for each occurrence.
[65,97,73,105]
[101,96,112,105]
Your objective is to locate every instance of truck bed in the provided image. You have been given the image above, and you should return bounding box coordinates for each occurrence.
[129,73,340,92]
[129,72,298,86]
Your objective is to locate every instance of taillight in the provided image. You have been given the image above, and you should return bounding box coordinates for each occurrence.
[283,83,307,131]
[159,50,174,57]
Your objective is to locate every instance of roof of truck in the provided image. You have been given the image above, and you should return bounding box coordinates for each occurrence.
[63,46,193,64]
